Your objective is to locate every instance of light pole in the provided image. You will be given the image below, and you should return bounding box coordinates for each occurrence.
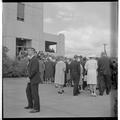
[103,43,107,56]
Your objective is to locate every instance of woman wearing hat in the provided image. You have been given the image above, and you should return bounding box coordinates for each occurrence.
[85,54,98,97]
[54,56,66,94]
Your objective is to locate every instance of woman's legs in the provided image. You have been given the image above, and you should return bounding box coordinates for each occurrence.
[89,84,92,94]
[58,84,64,94]
[93,84,97,96]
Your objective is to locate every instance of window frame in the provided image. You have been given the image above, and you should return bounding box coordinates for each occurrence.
[17,2,25,22]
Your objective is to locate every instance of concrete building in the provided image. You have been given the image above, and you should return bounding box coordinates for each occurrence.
[2,2,65,59]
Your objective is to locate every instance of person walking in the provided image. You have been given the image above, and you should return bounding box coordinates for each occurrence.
[82,57,87,90]
[55,56,66,94]
[68,59,73,87]
[70,55,81,96]
[38,56,45,84]
[64,58,69,87]
[79,62,84,92]
[50,58,56,83]
[97,52,112,96]
[25,48,40,113]
[85,55,98,97]
[110,58,118,89]
[66,59,72,87]
[45,58,54,84]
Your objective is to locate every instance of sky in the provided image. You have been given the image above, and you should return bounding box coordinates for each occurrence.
[43,2,112,57]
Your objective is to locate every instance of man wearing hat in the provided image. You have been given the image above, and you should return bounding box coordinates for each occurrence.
[25,48,40,113]
[69,55,81,96]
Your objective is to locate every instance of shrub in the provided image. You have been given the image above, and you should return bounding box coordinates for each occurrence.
[2,46,28,78]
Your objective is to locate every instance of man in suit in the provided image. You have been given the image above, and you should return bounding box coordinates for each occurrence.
[97,52,111,96]
[70,55,81,96]
[25,48,40,113]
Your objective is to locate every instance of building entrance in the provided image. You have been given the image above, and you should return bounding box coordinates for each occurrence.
[16,38,32,57]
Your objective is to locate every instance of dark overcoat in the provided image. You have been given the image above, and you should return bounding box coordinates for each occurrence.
[70,60,80,80]
[45,61,54,79]
[97,56,111,76]
[27,56,41,84]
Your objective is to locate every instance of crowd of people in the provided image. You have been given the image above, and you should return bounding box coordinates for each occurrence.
[24,48,118,113]
[28,50,118,96]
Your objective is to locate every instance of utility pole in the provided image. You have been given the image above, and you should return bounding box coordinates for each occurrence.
[103,43,107,56]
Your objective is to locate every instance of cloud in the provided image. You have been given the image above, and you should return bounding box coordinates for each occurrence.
[51,3,75,22]
[44,18,53,23]
[58,26,111,57]
[51,2,76,11]
[44,2,112,57]
[56,10,73,21]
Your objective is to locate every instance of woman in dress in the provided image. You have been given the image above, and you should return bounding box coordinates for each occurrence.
[85,55,98,96]
[54,56,66,94]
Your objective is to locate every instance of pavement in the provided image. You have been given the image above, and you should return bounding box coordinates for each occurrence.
[3,78,116,118]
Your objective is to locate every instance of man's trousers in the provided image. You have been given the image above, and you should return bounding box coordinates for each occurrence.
[26,82,40,111]
[98,74,111,95]
[72,75,80,95]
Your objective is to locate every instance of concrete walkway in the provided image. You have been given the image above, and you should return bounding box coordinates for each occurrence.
[3,78,115,118]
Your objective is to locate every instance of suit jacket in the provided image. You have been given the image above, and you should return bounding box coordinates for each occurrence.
[70,60,80,78]
[27,56,41,84]
[38,60,45,73]
[98,56,111,76]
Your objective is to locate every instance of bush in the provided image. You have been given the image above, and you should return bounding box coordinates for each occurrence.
[2,46,28,78]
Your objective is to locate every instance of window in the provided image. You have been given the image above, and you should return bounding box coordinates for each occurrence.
[16,38,31,58]
[17,3,25,21]
[45,41,57,53]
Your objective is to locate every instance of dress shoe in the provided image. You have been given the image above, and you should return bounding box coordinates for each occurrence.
[62,90,64,93]
[55,85,58,88]
[24,106,33,109]
[92,93,97,97]
[29,109,40,113]
[106,91,110,95]
[99,93,103,96]
[73,94,78,96]
[58,91,62,94]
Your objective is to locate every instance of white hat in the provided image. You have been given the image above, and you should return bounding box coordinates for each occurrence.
[89,54,96,58]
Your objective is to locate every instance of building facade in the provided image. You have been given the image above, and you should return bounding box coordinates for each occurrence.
[2,2,65,59]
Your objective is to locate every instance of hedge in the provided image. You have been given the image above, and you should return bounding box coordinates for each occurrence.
[2,46,28,78]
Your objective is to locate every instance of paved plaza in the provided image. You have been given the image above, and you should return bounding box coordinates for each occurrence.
[3,78,116,118]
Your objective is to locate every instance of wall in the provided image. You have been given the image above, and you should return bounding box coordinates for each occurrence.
[43,33,65,56]
[2,3,65,59]
[2,2,43,59]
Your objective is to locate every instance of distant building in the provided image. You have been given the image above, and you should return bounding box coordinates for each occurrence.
[2,2,65,59]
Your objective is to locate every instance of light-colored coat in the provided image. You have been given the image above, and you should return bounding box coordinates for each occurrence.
[85,59,98,85]
[55,61,66,85]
